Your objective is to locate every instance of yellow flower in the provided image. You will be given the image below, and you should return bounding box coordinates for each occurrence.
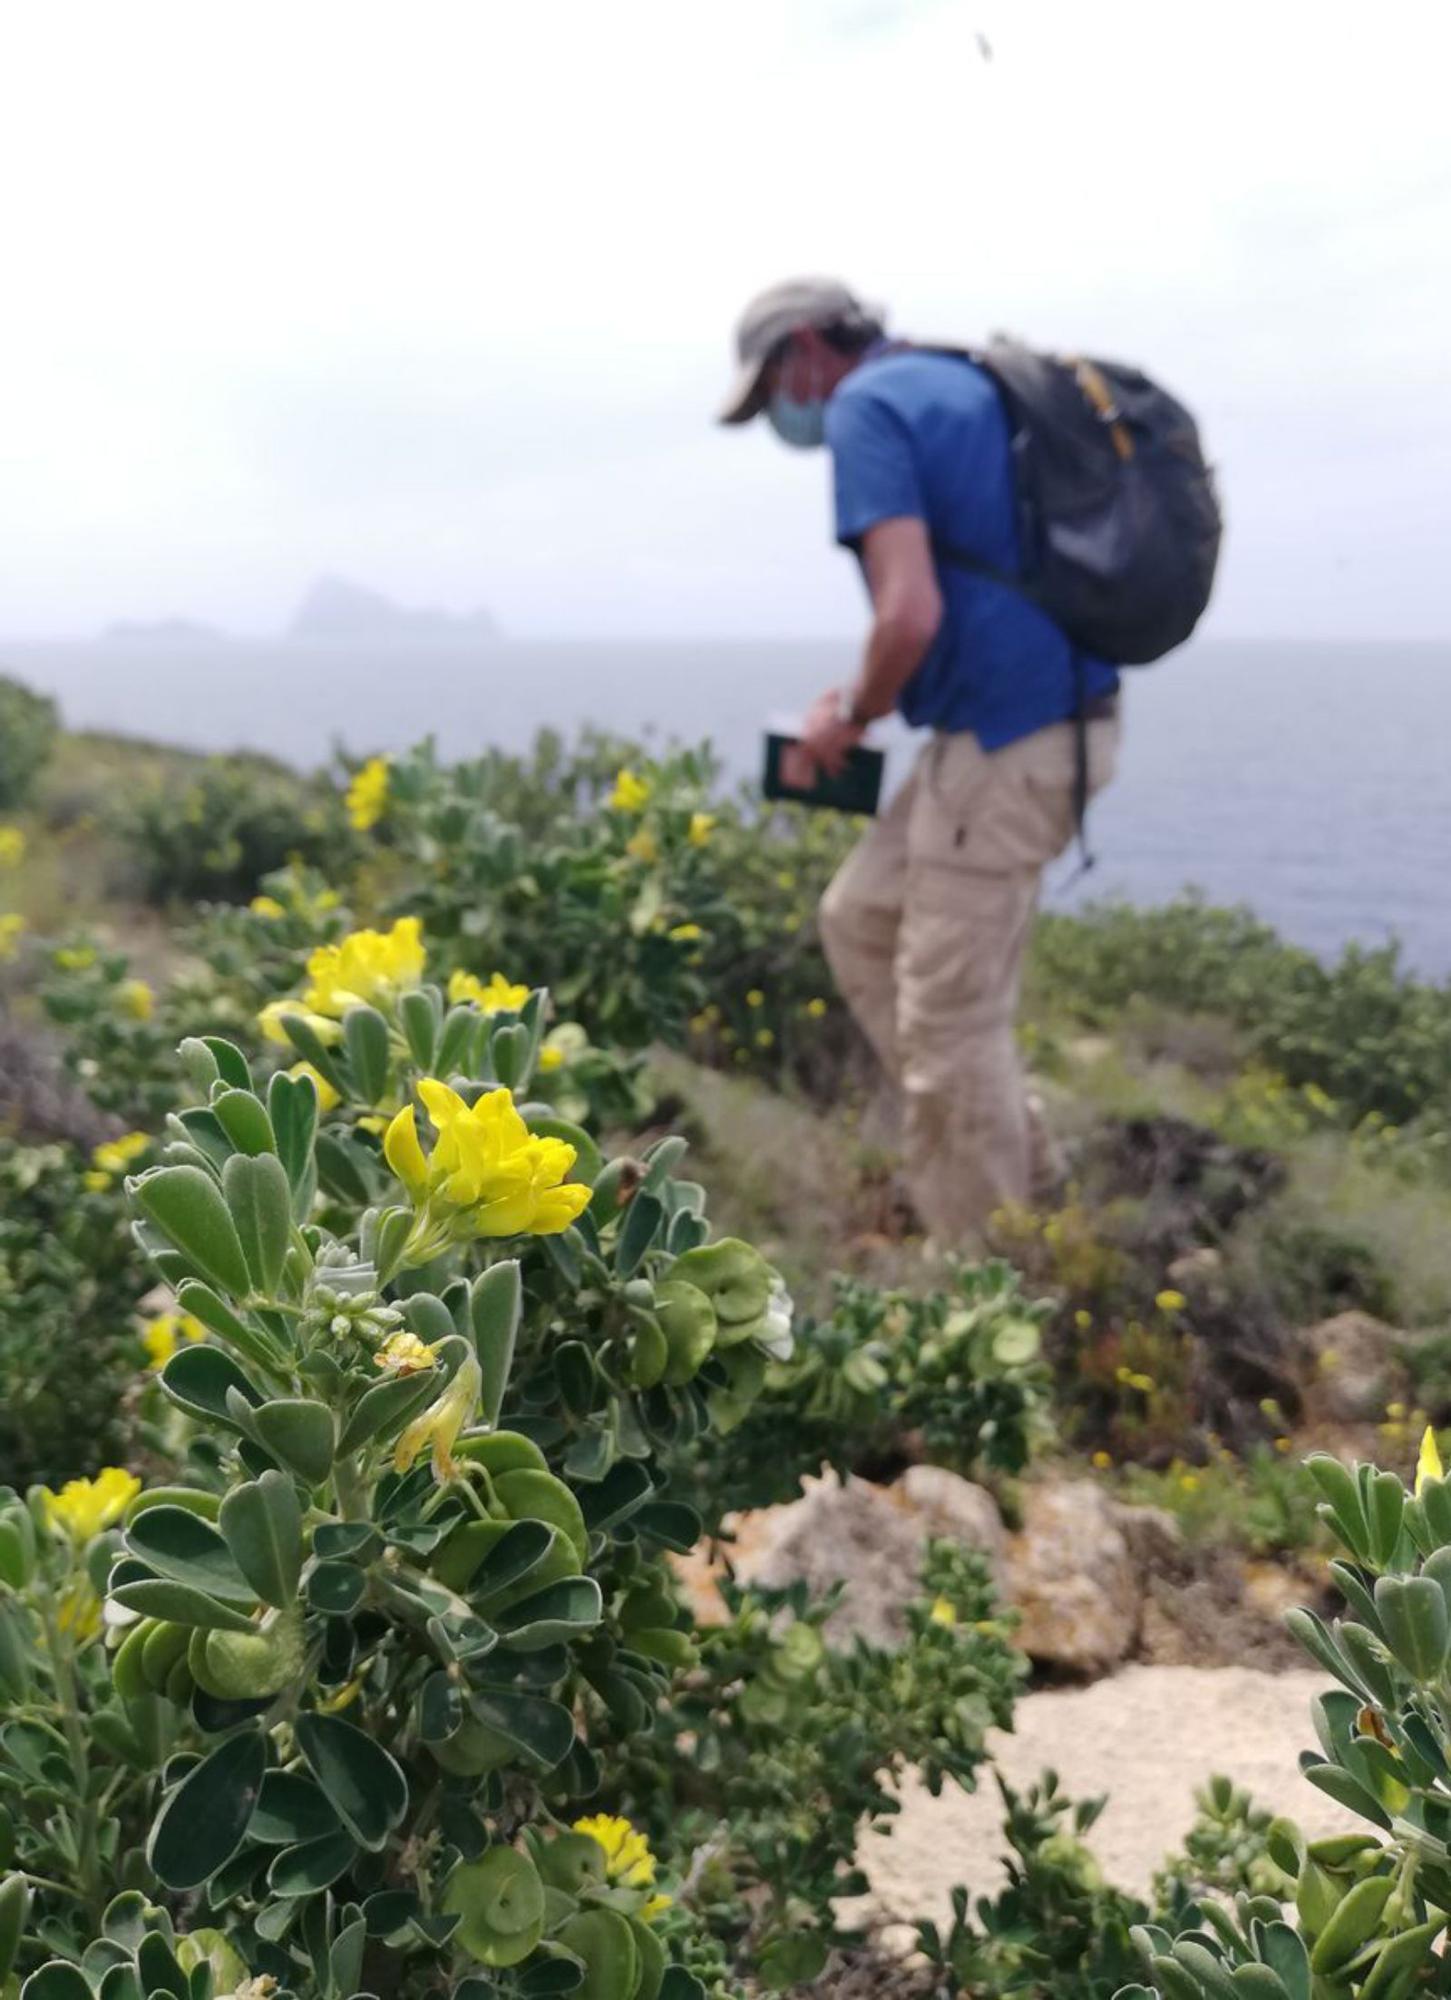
[448,969,530,1015]
[250,894,286,919]
[345,755,390,833]
[91,1131,151,1179]
[1091,1450,1112,1470]
[572,1814,658,1890]
[1179,1472,1200,1493]
[776,870,797,891]
[289,1061,341,1112]
[56,1578,103,1644]
[295,917,425,1021]
[83,1170,111,1192]
[0,827,25,868]
[537,1044,565,1073]
[625,828,658,865]
[668,923,703,942]
[53,943,96,971]
[142,1312,206,1371]
[687,812,715,846]
[746,989,764,1008]
[393,1349,481,1480]
[928,1596,957,1627]
[1155,1289,1187,1314]
[374,1331,440,1377]
[1274,1436,1292,1453]
[0,914,25,961]
[804,997,828,1019]
[1417,1426,1444,1496]
[117,978,154,1021]
[384,1080,591,1256]
[43,1467,140,1542]
[608,769,651,814]
[755,1028,774,1049]
[259,999,343,1048]
[1074,1309,1093,1331]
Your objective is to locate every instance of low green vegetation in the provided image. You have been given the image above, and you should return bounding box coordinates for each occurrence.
[0,694,1449,1996]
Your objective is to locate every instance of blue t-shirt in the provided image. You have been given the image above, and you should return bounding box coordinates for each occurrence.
[826,347,1119,747]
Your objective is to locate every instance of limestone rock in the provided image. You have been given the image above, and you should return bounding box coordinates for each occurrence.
[744,1473,930,1648]
[1298,1310,1409,1423]
[1005,1480,1141,1674]
[894,1464,1007,1574]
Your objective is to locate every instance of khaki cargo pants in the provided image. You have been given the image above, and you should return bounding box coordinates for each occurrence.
[819,715,1120,1244]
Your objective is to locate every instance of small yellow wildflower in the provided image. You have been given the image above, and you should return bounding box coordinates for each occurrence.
[1274,1436,1292,1453]
[928,1597,957,1627]
[573,1814,658,1890]
[90,1131,151,1181]
[43,1467,140,1542]
[804,997,828,1019]
[688,811,715,846]
[608,769,651,814]
[53,943,96,971]
[775,870,797,891]
[537,1044,565,1073]
[1114,1366,1155,1394]
[142,1312,206,1371]
[302,916,424,1019]
[289,1061,341,1112]
[1091,1450,1113,1471]
[260,1000,343,1048]
[393,1350,482,1480]
[625,828,658,865]
[1387,1401,1407,1421]
[1179,1472,1200,1493]
[0,827,25,868]
[117,978,154,1021]
[1074,1308,1093,1331]
[384,1079,591,1254]
[668,923,703,942]
[250,894,286,919]
[746,989,764,1009]
[374,1331,440,1377]
[345,755,390,833]
[448,969,529,1015]
[1417,1426,1444,1496]
[0,914,25,960]
[1155,1290,1187,1314]
[755,1028,774,1049]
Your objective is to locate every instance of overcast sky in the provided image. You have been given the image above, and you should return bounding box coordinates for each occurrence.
[2,0,1449,642]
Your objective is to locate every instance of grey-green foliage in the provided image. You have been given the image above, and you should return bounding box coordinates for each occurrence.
[0,673,58,808]
[1118,1448,1451,2000]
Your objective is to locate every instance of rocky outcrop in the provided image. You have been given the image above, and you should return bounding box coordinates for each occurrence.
[1297,1310,1409,1424]
[1004,1481,1177,1675]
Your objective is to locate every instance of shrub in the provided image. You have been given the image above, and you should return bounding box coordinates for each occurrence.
[0,674,59,808]
[0,1137,156,1489]
[119,754,346,904]
[0,968,793,1995]
[683,1260,1054,1520]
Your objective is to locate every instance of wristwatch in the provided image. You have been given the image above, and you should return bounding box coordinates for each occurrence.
[836,688,869,729]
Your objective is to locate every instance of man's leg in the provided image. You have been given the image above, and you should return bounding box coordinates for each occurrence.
[817,759,917,1087]
[895,718,1119,1243]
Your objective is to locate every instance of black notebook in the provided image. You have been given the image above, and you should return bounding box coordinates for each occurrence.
[761,732,884,816]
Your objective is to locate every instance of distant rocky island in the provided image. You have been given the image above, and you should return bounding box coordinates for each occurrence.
[103,617,227,644]
[97,578,499,646]
[286,575,499,643]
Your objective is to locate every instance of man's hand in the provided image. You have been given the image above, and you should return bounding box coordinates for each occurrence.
[782,689,863,789]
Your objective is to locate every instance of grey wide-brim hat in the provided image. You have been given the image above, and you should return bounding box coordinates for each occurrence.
[717,276,881,424]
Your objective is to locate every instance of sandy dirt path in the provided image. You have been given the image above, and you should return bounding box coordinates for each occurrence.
[853,1665,1360,1924]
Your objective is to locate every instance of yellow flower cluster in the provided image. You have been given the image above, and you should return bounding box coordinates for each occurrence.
[260,917,425,1044]
[142,1311,206,1371]
[608,769,651,814]
[385,1079,590,1256]
[0,826,25,867]
[1155,1289,1187,1314]
[345,755,390,832]
[688,812,714,846]
[251,894,286,919]
[447,969,529,1015]
[117,977,154,1021]
[572,1814,671,1919]
[43,1467,140,1542]
[85,1130,150,1191]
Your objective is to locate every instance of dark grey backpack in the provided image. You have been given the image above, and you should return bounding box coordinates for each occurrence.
[933,339,1222,666]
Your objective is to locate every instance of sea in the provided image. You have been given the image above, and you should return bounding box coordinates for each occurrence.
[5,635,1448,979]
